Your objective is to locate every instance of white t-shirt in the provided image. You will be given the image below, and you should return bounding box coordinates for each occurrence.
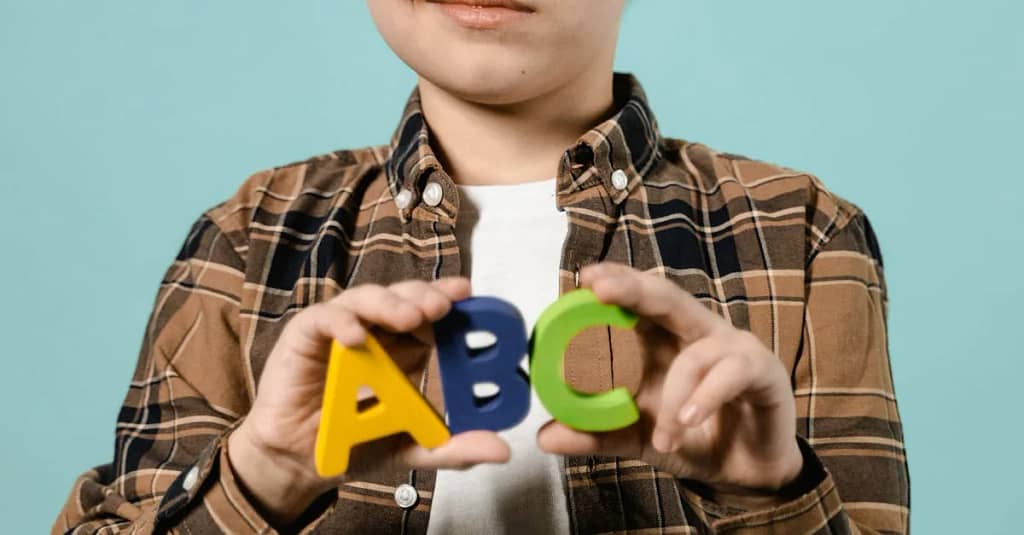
[426,178,571,535]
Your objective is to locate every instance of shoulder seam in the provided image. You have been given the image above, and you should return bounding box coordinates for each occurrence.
[202,166,278,264]
[199,205,248,267]
[202,149,387,264]
[807,196,864,265]
[272,145,389,173]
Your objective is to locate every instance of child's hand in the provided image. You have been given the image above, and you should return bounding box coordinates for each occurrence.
[228,278,510,526]
[537,263,804,501]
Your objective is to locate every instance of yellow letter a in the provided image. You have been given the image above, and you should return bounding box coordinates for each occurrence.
[315,334,450,477]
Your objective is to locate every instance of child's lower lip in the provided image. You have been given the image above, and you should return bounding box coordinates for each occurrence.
[434,3,532,30]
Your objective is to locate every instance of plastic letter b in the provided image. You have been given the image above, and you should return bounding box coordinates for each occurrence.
[433,297,531,434]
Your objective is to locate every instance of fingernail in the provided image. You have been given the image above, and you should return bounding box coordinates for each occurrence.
[679,404,700,426]
[652,429,671,453]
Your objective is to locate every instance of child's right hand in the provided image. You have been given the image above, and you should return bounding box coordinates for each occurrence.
[226,278,510,526]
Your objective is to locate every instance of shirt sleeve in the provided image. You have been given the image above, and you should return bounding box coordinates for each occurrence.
[682,210,911,534]
[51,212,334,534]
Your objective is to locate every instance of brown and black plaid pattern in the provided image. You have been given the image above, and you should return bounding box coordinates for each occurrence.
[53,74,909,534]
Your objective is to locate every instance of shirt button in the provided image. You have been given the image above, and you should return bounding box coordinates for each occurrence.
[422,182,444,207]
[394,188,413,210]
[611,169,629,191]
[394,484,419,509]
[182,466,199,491]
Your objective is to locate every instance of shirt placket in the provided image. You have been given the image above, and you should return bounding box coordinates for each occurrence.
[389,165,463,534]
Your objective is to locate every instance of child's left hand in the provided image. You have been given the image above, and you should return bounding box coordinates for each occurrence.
[536,263,804,496]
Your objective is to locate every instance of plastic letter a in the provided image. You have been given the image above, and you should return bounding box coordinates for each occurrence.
[315,334,450,477]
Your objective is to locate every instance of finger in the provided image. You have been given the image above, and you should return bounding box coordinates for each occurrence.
[280,303,367,359]
[580,263,725,342]
[315,305,368,348]
[287,279,471,359]
[387,280,454,348]
[391,279,475,348]
[401,431,510,470]
[651,339,721,452]
[331,284,425,333]
[676,353,754,428]
[390,280,458,323]
[431,277,472,303]
[535,420,642,458]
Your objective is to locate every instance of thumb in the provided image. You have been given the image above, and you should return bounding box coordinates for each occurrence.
[536,421,641,458]
[401,430,511,470]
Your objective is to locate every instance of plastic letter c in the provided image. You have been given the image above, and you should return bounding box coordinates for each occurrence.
[530,289,640,431]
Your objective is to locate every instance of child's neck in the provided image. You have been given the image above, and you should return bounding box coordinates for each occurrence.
[417,67,616,186]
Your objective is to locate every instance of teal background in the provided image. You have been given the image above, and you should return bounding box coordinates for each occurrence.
[1,1,1020,532]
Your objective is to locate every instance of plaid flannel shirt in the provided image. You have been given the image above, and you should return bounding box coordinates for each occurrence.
[53,74,909,534]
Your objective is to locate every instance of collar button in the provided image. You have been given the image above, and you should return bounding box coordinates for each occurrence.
[611,169,629,191]
[394,188,413,210]
[422,182,444,207]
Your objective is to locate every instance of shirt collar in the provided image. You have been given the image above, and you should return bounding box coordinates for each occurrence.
[385,72,662,221]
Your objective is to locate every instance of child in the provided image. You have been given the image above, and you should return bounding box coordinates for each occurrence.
[54,1,909,533]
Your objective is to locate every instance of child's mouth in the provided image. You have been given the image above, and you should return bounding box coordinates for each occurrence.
[428,0,535,30]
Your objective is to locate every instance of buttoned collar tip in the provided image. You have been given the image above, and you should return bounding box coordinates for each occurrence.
[385,73,661,218]
[386,93,460,223]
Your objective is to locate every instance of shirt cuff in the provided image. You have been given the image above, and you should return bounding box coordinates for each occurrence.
[154,424,337,534]
[681,436,845,534]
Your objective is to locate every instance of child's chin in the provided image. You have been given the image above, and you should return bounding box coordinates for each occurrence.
[418,60,571,105]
